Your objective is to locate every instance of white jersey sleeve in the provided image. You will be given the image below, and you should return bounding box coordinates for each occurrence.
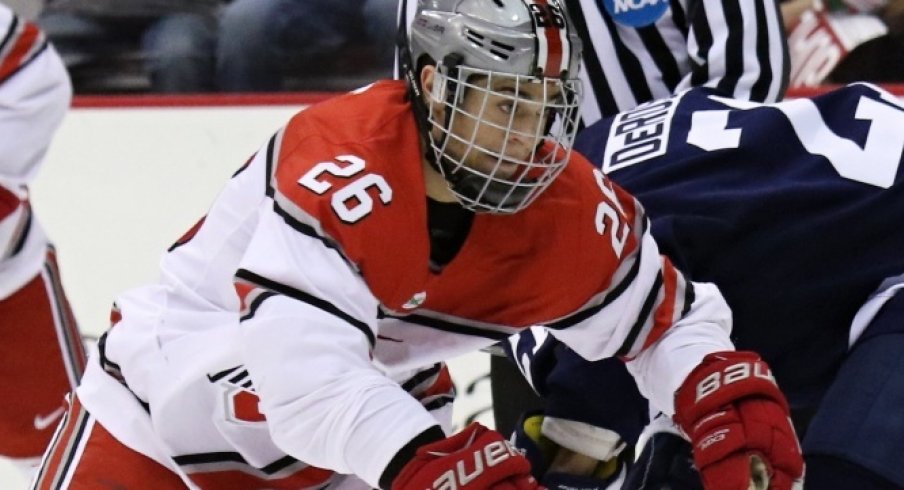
[544,172,733,415]
[624,281,734,415]
[221,138,438,488]
[0,6,71,297]
[234,171,443,487]
[0,6,71,185]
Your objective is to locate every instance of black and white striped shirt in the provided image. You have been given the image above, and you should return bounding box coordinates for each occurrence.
[398,0,789,126]
[567,0,789,124]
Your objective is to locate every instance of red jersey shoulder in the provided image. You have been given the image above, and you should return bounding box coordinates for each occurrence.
[273,80,423,234]
[553,151,643,264]
[423,153,644,327]
[534,150,642,252]
[268,82,434,309]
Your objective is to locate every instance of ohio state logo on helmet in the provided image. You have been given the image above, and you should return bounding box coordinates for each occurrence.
[523,0,573,77]
[408,0,582,81]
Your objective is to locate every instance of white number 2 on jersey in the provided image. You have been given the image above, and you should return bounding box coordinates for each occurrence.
[690,93,904,189]
[297,154,393,223]
[593,168,630,258]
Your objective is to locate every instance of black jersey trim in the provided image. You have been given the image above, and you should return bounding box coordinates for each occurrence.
[206,365,243,383]
[681,279,695,318]
[616,271,664,357]
[44,253,84,382]
[239,290,277,322]
[49,403,91,490]
[9,202,31,256]
[379,425,445,489]
[264,134,277,198]
[173,452,300,475]
[423,395,454,411]
[271,200,353,267]
[97,332,122,380]
[235,269,375,347]
[545,246,643,331]
[0,15,18,58]
[400,363,442,392]
[382,312,513,341]
[545,216,647,331]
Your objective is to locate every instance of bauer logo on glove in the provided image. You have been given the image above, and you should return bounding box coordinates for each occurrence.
[695,359,775,402]
[674,351,804,490]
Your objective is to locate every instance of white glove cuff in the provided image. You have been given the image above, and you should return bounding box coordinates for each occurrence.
[540,416,626,461]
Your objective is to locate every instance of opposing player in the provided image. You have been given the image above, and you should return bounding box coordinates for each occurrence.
[33,1,801,489]
[513,82,904,488]
[0,2,87,478]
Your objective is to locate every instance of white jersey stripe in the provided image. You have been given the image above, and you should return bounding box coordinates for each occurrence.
[528,0,552,75]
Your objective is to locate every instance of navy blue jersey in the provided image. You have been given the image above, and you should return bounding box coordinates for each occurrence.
[574,83,904,408]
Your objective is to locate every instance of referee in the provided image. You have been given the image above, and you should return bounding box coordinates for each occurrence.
[563,0,789,125]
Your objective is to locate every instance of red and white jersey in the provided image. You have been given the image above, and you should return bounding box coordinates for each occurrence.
[0,5,72,299]
[787,9,888,88]
[80,81,732,489]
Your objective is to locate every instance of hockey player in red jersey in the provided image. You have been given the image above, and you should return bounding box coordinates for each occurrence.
[34,1,802,489]
[0,3,87,478]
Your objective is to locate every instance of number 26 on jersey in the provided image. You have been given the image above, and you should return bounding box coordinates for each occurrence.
[297,154,393,223]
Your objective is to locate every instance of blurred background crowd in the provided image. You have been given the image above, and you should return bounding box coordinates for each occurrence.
[4,0,903,95]
[4,0,397,93]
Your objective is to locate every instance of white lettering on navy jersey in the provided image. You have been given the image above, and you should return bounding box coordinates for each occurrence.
[602,97,678,173]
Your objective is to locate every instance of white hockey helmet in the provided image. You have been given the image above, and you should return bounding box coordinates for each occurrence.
[402,0,583,213]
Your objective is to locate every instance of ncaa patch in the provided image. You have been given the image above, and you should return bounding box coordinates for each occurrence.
[601,0,669,28]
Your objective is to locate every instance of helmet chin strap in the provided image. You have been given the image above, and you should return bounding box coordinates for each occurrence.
[402,52,487,208]
[396,0,442,173]
[397,11,465,198]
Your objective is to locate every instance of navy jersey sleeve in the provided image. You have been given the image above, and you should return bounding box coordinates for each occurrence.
[571,83,904,411]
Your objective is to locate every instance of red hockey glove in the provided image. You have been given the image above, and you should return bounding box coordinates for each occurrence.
[392,422,541,490]
[674,351,804,490]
